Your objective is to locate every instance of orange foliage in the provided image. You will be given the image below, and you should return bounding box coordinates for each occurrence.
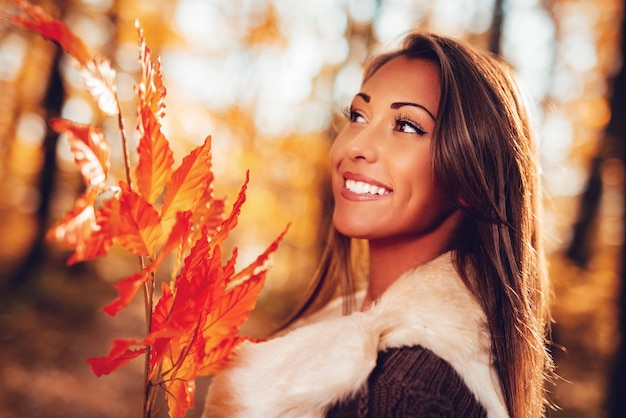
[10,1,288,417]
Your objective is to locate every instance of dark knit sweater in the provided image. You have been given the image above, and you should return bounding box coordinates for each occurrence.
[326,345,487,417]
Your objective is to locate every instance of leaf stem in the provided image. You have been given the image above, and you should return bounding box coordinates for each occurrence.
[116,94,133,186]
[142,266,156,418]
[114,94,156,417]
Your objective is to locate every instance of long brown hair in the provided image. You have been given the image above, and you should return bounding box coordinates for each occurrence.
[288,32,553,417]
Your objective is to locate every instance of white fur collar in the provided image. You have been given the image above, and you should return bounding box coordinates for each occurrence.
[202,252,508,417]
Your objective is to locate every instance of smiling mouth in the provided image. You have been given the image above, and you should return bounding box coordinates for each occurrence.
[345,179,391,196]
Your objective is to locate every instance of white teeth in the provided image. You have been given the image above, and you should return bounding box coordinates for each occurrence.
[345,179,390,196]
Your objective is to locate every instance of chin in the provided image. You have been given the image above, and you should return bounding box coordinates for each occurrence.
[332,220,370,240]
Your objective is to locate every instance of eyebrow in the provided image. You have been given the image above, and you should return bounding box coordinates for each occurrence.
[355,93,436,121]
[390,102,436,121]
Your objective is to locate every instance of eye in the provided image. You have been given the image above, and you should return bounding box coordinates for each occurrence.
[394,114,427,135]
[342,106,366,124]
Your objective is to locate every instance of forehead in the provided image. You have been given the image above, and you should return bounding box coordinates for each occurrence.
[361,57,441,112]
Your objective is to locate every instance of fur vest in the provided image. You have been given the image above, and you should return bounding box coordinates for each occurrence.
[202,252,509,417]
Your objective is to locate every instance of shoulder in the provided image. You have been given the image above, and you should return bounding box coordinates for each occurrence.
[368,253,509,417]
[327,345,487,418]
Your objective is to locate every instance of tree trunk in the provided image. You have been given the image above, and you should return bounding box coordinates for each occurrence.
[606,0,626,415]
[8,49,63,287]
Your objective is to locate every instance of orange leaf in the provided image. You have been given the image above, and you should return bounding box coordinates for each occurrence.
[177,228,219,290]
[10,0,91,65]
[70,194,119,263]
[165,379,195,418]
[222,247,238,286]
[158,210,194,264]
[135,103,174,204]
[198,335,251,376]
[160,136,213,227]
[133,20,172,204]
[80,56,118,116]
[103,211,193,317]
[173,197,225,276]
[202,273,266,340]
[46,190,97,249]
[46,189,117,265]
[148,283,177,369]
[87,339,146,377]
[149,240,226,376]
[135,21,166,122]
[116,182,162,257]
[229,223,290,285]
[212,171,249,248]
[102,270,152,316]
[50,118,110,189]
[152,283,175,330]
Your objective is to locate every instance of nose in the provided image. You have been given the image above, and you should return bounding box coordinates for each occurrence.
[344,127,379,163]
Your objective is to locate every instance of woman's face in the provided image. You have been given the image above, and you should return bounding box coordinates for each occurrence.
[331,56,458,243]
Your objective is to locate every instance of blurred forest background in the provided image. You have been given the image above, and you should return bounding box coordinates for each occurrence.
[0,0,625,417]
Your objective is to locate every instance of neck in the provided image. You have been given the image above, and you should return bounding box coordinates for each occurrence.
[361,208,462,310]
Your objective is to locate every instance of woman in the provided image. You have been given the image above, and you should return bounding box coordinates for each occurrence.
[202,31,553,418]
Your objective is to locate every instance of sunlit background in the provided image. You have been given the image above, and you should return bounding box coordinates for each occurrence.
[0,0,624,417]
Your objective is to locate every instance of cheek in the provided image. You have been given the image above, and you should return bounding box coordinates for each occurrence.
[395,149,433,184]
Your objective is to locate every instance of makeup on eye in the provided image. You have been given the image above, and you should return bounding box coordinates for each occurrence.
[394,113,427,135]
[341,105,429,135]
[341,105,364,123]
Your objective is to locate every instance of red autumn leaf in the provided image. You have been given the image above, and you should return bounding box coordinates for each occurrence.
[50,118,110,189]
[187,172,219,230]
[136,21,166,122]
[194,195,224,234]
[80,56,118,116]
[67,193,119,265]
[146,238,220,371]
[47,109,116,268]
[135,104,174,204]
[160,136,213,227]
[212,171,249,248]
[103,270,152,316]
[152,283,175,331]
[11,1,119,116]
[116,182,162,257]
[103,211,192,316]
[87,339,147,377]
[46,190,99,259]
[173,196,225,276]
[202,273,266,341]
[165,378,195,418]
[10,0,91,65]
[222,247,239,286]
[229,223,290,286]
[159,210,194,264]
[133,20,173,204]
[176,229,218,290]
[148,284,177,371]
[149,242,229,364]
[46,187,120,266]
[198,334,252,376]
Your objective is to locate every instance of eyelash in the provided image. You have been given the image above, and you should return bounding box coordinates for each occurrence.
[342,106,359,122]
[395,113,427,135]
[342,106,427,136]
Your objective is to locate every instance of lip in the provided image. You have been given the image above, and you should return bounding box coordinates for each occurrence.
[339,171,392,201]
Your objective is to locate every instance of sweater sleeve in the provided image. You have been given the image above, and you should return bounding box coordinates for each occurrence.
[326,345,487,418]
